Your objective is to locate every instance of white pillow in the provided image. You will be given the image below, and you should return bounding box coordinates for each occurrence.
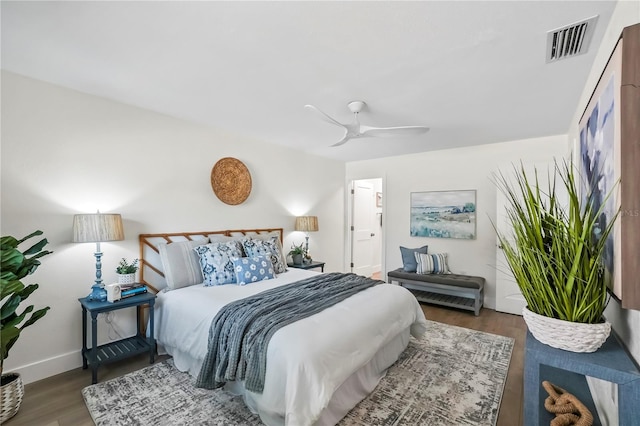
[252,231,282,241]
[158,239,209,290]
[414,252,451,274]
[208,234,240,243]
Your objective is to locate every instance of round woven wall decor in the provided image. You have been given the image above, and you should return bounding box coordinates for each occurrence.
[210,157,252,205]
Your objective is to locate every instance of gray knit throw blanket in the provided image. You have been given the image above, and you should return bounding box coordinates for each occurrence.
[195,272,378,392]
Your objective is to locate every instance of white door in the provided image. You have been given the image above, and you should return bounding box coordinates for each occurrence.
[495,182,527,315]
[495,161,556,315]
[351,180,374,277]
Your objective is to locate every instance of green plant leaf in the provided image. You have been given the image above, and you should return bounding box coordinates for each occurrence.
[0,326,20,361]
[22,238,49,256]
[3,305,33,328]
[0,280,25,301]
[17,283,39,301]
[1,294,21,321]
[0,236,19,250]
[15,230,43,245]
[20,307,49,329]
[0,249,24,274]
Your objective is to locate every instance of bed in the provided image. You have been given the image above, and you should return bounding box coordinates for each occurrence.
[139,228,427,426]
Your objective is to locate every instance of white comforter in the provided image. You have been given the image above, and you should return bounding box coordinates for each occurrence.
[153,269,427,425]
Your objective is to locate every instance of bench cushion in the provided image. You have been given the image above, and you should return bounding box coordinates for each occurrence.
[387,268,484,290]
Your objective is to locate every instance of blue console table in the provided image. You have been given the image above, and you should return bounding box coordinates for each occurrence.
[524,331,640,425]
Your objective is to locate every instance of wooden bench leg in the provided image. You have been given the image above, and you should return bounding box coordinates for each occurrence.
[475,291,481,316]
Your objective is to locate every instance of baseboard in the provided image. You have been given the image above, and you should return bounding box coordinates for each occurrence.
[9,350,83,385]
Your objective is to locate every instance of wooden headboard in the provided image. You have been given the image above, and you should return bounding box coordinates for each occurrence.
[139,228,284,293]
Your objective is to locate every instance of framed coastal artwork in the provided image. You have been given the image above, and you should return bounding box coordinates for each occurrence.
[410,190,476,240]
[578,23,640,309]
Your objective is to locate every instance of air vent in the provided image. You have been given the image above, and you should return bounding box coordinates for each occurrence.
[546,15,598,63]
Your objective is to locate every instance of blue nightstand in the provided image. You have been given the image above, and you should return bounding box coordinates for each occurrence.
[287,261,325,272]
[79,292,156,384]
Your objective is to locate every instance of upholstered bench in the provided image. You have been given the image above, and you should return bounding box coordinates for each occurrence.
[387,268,485,316]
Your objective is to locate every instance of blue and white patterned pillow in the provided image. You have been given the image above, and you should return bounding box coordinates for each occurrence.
[415,252,451,274]
[193,241,244,286]
[241,236,287,274]
[232,255,275,285]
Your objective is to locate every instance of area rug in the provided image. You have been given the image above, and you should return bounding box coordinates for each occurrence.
[82,321,514,426]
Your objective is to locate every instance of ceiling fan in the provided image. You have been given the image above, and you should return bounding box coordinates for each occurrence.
[304,100,429,147]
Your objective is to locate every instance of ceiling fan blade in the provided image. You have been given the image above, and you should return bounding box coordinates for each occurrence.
[304,105,346,129]
[360,125,430,138]
[306,101,430,145]
[330,130,351,147]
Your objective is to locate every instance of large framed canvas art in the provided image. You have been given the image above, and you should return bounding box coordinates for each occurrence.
[578,41,618,303]
[410,190,476,240]
[578,23,640,309]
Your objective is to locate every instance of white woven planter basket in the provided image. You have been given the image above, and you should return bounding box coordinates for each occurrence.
[1,373,24,423]
[523,306,611,353]
[117,273,135,284]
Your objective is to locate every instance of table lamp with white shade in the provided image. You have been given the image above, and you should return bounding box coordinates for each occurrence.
[295,215,318,261]
[72,212,124,301]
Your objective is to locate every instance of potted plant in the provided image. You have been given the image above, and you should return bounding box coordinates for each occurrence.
[1,230,52,422]
[116,258,139,284]
[495,160,618,353]
[288,243,305,265]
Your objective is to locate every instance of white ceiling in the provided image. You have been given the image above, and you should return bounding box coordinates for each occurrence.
[1,1,617,162]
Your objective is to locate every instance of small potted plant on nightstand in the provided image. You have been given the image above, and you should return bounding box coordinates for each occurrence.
[116,258,138,284]
[288,243,305,266]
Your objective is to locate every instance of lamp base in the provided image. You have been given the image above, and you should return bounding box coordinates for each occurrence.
[87,284,107,302]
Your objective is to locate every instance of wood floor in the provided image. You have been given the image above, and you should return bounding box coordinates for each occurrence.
[5,303,526,426]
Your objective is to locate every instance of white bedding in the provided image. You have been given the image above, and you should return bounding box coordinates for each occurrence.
[153,268,427,425]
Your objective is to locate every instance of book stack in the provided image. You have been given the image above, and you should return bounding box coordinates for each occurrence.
[119,283,148,299]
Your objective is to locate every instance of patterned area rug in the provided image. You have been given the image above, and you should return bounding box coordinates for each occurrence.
[83,321,514,426]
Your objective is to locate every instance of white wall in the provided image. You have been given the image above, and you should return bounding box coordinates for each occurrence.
[0,71,346,383]
[346,135,568,310]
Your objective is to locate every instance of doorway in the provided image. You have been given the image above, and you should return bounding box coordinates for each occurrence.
[350,178,383,278]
